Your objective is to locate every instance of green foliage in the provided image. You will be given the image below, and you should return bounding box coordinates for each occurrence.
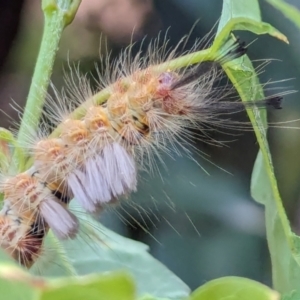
[266,0,300,29]
[0,128,26,172]
[15,0,81,165]
[220,0,300,296]
[190,277,279,300]
[39,272,135,300]
[0,262,135,300]
[0,0,300,299]
[32,213,190,299]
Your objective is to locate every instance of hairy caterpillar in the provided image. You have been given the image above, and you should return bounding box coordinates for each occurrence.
[0,34,285,269]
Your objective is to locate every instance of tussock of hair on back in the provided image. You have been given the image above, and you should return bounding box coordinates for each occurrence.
[0,30,290,269]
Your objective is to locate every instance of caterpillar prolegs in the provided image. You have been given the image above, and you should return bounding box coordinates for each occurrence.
[0,36,283,268]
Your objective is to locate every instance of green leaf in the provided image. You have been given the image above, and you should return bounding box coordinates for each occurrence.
[0,252,38,300]
[39,272,135,300]
[190,277,279,300]
[265,0,300,29]
[217,1,287,42]
[32,207,190,300]
[0,239,135,300]
[216,0,300,295]
[252,153,300,292]
[0,260,135,300]
[282,291,300,300]
[214,0,288,53]
[138,296,170,300]
[0,128,26,172]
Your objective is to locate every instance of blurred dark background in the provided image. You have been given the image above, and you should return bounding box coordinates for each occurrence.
[1,0,300,290]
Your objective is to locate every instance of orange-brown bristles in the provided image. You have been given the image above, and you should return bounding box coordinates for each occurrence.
[0,34,286,270]
[1,173,79,241]
[0,215,42,268]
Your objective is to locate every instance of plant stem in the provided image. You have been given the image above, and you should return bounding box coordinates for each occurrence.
[15,0,81,170]
[49,48,215,138]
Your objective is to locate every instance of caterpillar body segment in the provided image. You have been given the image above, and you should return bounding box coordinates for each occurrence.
[0,171,79,240]
[0,214,44,268]
[0,35,285,268]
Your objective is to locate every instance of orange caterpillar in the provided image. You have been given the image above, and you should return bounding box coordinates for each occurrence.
[0,37,283,268]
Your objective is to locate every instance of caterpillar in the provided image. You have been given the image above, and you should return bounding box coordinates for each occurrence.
[0,34,284,269]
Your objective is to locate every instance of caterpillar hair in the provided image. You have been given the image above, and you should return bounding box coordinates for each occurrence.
[170,38,247,90]
[0,33,288,268]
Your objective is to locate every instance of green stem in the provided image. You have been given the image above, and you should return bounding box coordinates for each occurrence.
[224,63,291,240]
[15,0,81,170]
[49,48,215,138]
[223,57,297,292]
